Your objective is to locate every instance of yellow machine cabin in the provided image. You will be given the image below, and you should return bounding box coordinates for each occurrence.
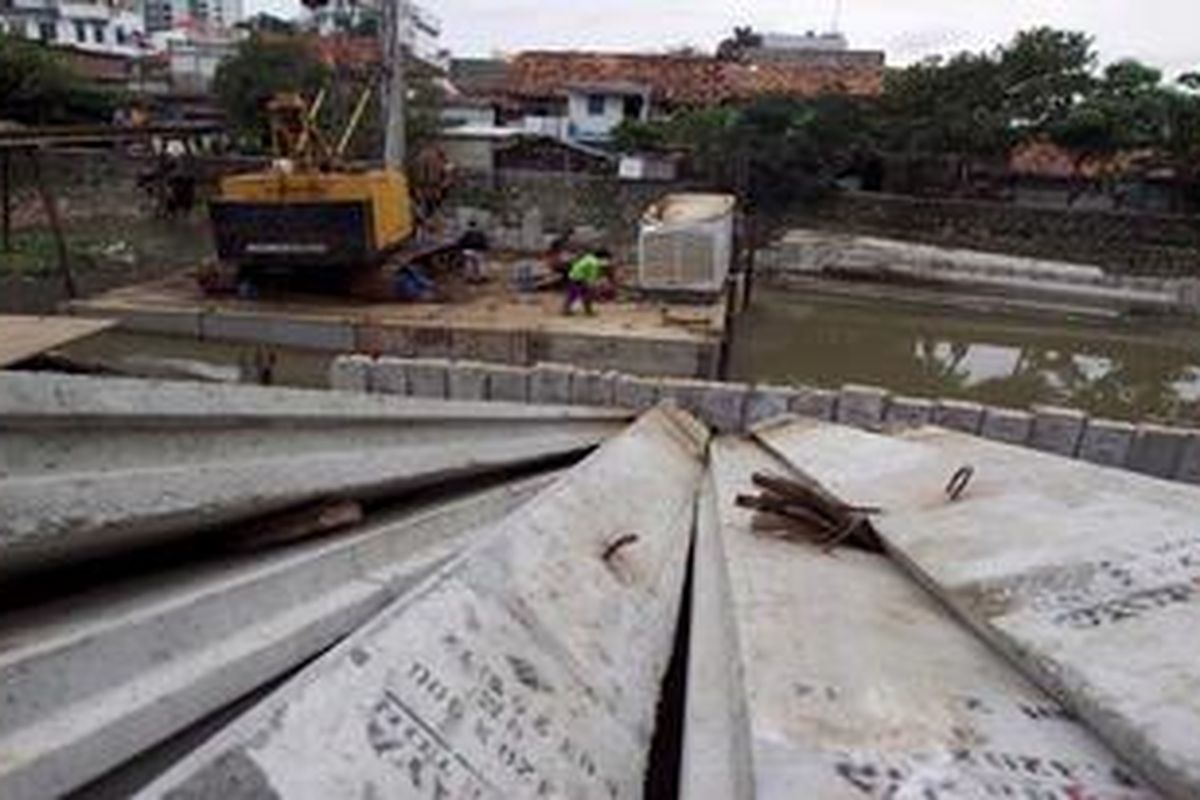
[209,91,414,277]
[212,169,413,267]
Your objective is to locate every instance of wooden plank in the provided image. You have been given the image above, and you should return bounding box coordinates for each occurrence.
[0,315,115,367]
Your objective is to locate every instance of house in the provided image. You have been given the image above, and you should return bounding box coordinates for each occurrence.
[305,0,444,69]
[501,47,884,143]
[443,59,507,128]
[563,81,648,142]
[438,126,614,176]
[0,0,146,58]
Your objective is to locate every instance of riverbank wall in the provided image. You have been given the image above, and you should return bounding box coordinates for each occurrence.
[331,354,1200,487]
[798,190,1200,277]
[756,228,1200,318]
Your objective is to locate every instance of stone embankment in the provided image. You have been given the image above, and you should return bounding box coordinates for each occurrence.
[756,229,1200,316]
[332,354,1200,486]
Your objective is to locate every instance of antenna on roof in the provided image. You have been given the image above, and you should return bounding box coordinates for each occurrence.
[830,0,843,33]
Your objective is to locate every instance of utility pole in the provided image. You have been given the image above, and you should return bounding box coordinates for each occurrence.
[381,0,407,169]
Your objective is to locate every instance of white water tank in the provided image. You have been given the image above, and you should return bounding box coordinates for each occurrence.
[637,193,736,294]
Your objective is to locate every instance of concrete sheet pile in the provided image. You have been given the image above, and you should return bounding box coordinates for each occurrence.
[136,405,709,798]
[0,477,551,800]
[757,417,1200,798]
[0,372,631,579]
[685,434,1158,799]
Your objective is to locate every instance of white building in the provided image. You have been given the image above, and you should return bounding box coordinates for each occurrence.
[564,81,649,143]
[759,31,849,52]
[0,0,145,57]
[308,0,444,69]
[142,0,241,34]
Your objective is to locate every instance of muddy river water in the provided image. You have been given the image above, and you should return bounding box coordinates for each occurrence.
[729,287,1200,426]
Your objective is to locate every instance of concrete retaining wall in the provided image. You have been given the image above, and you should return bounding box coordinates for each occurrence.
[798,190,1200,278]
[332,355,1200,486]
[756,228,1200,315]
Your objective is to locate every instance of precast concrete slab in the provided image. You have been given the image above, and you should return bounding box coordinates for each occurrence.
[405,359,450,399]
[1176,431,1200,484]
[1078,419,1136,468]
[138,406,709,800]
[200,311,355,352]
[685,433,1159,800]
[789,386,837,421]
[446,361,490,402]
[980,406,1034,445]
[483,362,530,403]
[0,373,630,578]
[70,274,726,379]
[692,381,748,433]
[836,384,889,429]
[756,419,1200,798]
[884,395,935,429]
[1029,405,1087,456]
[933,398,985,433]
[744,384,797,427]
[0,477,551,800]
[372,356,409,394]
[1127,424,1189,478]
[530,362,575,405]
[329,354,372,392]
[613,374,660,411]
[570,369,615,407]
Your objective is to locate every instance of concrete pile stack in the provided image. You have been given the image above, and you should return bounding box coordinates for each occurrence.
[3,368,1198,799]
[733,414,1200,799]
[0,372,653,799]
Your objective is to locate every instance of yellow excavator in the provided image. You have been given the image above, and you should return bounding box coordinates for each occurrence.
[205,85,456,298]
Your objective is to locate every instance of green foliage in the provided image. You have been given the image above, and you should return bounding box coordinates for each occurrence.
[234,13,298,35]
[0,34,116,124]
[212,34,331,149]
[629,24,1200,210]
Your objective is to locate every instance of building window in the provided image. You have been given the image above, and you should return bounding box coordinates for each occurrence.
[586,94,606,116]
[73,19,86,42]
[92,22,104,43]
[115,25,126,44]
[39,21,56,41]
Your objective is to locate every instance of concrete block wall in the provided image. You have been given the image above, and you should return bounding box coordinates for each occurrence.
[332,356,1200,486]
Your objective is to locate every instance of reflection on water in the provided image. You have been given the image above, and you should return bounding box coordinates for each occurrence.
[731,289,1200,425]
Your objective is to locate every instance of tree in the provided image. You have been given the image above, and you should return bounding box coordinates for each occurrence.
[212,34,331,149]
[0,33,116,124]
[716,26,762,62]
[998,27,1096,131]
[235,13,298,35]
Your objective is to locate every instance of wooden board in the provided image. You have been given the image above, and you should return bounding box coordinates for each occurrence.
[0,315,115,367]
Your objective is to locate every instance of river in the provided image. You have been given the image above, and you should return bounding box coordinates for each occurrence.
[730,287,1200,426]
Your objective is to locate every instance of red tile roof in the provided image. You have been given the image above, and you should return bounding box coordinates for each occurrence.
[1010,140,1153,179]
[505,51,884,104]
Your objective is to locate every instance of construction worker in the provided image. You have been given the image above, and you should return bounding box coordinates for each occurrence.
[563,248,610,316]
[457,221,490,284]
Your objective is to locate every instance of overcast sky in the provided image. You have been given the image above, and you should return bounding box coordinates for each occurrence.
[254,0,1200,78]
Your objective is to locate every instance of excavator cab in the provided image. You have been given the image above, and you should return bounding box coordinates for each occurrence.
[207,87,414,291]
